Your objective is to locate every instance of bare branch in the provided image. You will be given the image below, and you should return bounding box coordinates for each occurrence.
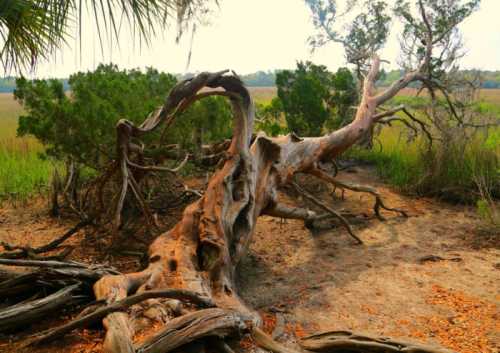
[30,289,214,346]
[292,182,363,245]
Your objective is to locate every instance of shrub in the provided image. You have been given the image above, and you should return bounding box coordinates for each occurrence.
[276,62,357,136]
[14,64,234,170]
[255,98,288,137]
[348,94,499,204]
[15,64,178,169]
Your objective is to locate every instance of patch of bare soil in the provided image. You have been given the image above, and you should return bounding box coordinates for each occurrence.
[239,166,499,353]
[0,167,498,353]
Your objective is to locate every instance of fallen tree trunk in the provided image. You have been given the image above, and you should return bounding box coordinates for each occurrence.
[300,331,454,353]
[0,284,80,332]
[78,62,448,353]
[14,58,454,353]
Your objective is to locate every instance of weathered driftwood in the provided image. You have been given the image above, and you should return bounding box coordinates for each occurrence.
[0,259,119,297]
[0,219,91,259]
[9,51,456,353]
[0,266,20,281]
[136,309,246,353]
[0,284,80,332]
[0,259,120,333]
[300,331,455,353]
[29,289,214,345]
[85,61,421,353]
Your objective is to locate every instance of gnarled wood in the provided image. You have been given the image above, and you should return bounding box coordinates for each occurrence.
[0,284,80,332]
[136,308,246,353]
[30,289,214,345]
[300,331,455,353]
[87,63,419,353]
[0,60,445,352]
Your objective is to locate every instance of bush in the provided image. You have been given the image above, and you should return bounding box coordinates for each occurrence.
[15,64,177,169]
[347,95,499,204]
[165,95,233,151]
[275,62,357,136]
[14,64,234,170]
[255,98,288,137]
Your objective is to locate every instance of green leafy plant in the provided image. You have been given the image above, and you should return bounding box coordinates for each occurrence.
[275,62,357,136]
[0,0,210,72]
[15,64,178,170]
[255,98,287,137]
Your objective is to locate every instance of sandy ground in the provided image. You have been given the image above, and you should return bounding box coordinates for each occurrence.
[240,168,499,353]
[0,167,498,353]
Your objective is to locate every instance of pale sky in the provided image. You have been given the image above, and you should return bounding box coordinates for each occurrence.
[29,0,500,78]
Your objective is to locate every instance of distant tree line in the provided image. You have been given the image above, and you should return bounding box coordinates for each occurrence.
[377,69,500,88]
[0,77,15,92]
[2,69,500,92]
[0,71,277,93]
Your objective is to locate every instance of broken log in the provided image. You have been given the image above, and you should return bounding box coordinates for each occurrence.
[0,284,81,332]
[30,289,214,345]
[300,331,455,353]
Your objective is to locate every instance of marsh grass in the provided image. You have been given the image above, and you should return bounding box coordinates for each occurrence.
[348,113,499,205]
[0,93,54,202]
[0,88,499,207]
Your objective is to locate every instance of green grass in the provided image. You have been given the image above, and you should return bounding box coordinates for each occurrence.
[1,87,499,206]
[0,93,53,202]
[248,86,277,104]
[347,105,500,204]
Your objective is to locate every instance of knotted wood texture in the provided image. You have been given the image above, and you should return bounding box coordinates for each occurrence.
[89,60,453,353]
[300,331,454,353]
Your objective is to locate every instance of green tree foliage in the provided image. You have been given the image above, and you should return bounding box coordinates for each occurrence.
[275,62,357,136]
[166,95,233,150]
[14,64,233,170]
[276,62,332,136]
[326,67,358,130]
[394,0,480,80]
[306,0,390,80]
[15,64,177,168]
[255,98,287,137]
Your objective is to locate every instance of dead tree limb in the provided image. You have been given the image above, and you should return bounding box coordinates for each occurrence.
[309,167,408,221]
[86,64,436,353]
[0,284,81,332]
[16,59,453,353]
[300,331,455,353]
[29,289,214,345]
[0,219,91,259]
[292,182,363,244]
[135,309,246,353]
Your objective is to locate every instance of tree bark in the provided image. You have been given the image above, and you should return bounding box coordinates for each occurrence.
[84,59,418,353]
[23,58,447,353]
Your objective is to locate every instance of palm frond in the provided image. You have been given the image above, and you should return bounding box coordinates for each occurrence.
[0,0,211,73]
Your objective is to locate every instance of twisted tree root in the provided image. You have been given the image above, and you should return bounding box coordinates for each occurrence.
[136,309,247,353]
[0,284,81,332]
[29,289,214,346]
[59,66,450,353]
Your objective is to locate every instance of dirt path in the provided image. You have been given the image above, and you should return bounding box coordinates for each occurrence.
[240,166,499,353]
[0,167,498,353]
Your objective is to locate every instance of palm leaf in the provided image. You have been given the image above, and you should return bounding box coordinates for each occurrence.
[0,0,211,73]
